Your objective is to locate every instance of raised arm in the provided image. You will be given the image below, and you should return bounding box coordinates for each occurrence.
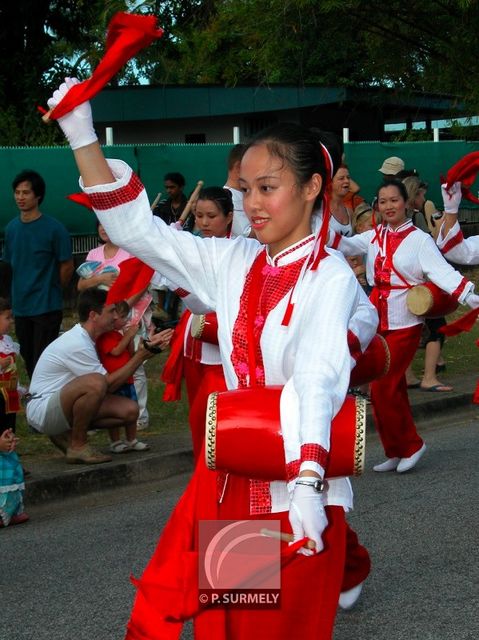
[47,79,249,310]
[438,181,462,240]
[419,235,479,307]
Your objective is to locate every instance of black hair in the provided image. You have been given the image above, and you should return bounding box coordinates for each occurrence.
[115,300,130,316]
[196,186,233,217]
[227,144,247,170]
[395,169,418,180]
[77,288,108,322]
[376,178,408,202]
[12,169,46,205]
[164,172,185,188]
[0,297,12,313]
[246,123,342,207]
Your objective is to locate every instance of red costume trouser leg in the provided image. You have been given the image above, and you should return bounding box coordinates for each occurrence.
[204,475,346,640]
[340,523,371,592]
[188,364,227,463]
[370,324,424,459]
[183,357,204,408]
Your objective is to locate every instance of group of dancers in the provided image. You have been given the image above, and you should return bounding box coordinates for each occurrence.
[44,76,479,639]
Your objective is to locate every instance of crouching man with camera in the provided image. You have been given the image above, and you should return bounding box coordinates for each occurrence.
[25,288,172,464]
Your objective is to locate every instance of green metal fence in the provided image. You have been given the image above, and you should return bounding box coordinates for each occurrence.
[2,139,479,235]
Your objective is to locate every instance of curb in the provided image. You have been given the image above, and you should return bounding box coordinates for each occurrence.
[24,383,476,506]
[25,447,193,505]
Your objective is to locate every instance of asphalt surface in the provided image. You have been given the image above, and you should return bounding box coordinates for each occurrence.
[2,406,478,639]
[22,372,478,506]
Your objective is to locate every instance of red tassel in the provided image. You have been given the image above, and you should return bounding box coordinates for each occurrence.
[281,298,295,327]
[45,13,163,120]
[67,192,94,210]
[161,311,192,401]
[439,307,479,337]
[444,151,479,205]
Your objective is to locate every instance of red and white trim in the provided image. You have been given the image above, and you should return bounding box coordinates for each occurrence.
[88,172,144,211]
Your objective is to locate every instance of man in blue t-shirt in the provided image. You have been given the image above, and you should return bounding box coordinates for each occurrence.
[2,170,74,379]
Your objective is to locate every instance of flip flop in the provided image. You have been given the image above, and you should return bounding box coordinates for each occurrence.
[420,384,453,392]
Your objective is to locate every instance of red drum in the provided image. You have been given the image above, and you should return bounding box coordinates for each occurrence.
[406,282,458,318]
[190,313,219,344]
[205,386,366,481]
[350,334,390,387]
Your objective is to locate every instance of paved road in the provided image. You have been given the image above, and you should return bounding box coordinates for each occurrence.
[2,412,478,640]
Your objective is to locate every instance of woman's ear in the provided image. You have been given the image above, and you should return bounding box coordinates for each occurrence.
[304,173,323,202]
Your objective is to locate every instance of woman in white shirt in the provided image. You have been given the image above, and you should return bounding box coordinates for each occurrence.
[330,178,479,474]
[47,78,378,640]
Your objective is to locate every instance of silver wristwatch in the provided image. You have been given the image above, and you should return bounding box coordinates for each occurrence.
[295,478,326,493]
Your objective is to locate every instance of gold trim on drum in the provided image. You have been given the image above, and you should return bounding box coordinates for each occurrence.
[354,396,367,476]
[379,334,391,377]
[190,314,206,339]
[205,391,218,470]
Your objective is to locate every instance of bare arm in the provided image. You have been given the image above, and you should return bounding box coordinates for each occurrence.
[59,259,74,288]
[77,271,118,291]
[73,142,115,188]
[440,213,459,240]
[109,325,138,357]
[105,346,152,392]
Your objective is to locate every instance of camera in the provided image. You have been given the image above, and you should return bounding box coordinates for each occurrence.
[143,316,179,353]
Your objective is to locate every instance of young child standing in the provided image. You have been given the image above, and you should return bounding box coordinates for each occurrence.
[96,301,150,454]
[0,428,29,527]
[0,297,21,432]
[0,298,29,527]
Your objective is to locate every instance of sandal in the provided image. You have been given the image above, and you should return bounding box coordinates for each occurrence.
[125,439,150,452]
[109,440,130,454]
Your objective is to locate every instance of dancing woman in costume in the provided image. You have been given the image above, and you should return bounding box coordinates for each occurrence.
[330,179,479,473]
[48,78,378,640]
[161,187,233,462]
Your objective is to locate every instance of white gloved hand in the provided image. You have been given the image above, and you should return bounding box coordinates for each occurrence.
[47,78,97,150]
[441,181,462,214]
[289,482,328,556]
[464,291,479,309]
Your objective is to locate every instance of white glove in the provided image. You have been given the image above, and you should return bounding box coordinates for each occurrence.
[441,181,462,214]
[289,482,328,556]
[47,77,98,150]
[464,291,479,309]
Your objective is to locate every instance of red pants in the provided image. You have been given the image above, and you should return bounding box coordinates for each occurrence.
[194,474,365,640]
[371,325,424,459]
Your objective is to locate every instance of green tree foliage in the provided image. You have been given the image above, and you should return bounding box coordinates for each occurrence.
[0,0,154,146]
[150,0,479,111]
[1,0,479,145]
